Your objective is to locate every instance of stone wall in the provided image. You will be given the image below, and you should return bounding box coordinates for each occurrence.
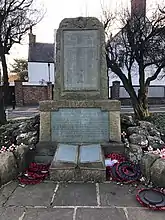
[14,81,53,106]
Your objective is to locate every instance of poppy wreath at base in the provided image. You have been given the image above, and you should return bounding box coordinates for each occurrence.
[28,163,50,172]
[18,163,50,185]
[109,161,141,183]
[109,164,122,182]
[116,161,141,182]
[105,153,126,163]
[136,188,165,210]
[105,153,127,181]
[18,175,44,185]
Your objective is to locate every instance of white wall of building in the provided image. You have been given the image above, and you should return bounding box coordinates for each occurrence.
[109,63,165,86]
[108,61,165,98]
[28,62,55,84]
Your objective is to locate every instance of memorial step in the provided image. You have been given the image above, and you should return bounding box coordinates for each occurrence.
[34,141,57,164]
[49,143,106,182]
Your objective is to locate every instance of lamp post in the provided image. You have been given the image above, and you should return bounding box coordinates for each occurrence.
[48,63,50,82]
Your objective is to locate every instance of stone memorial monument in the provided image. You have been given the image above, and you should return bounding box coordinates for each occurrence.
[36,17,121,182]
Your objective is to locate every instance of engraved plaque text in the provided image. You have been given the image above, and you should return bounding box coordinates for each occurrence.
[51,108,109,143]
[63,30,99,90]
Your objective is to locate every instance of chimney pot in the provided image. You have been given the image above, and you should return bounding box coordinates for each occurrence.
[29,27,36,45]
[131,0,146,17]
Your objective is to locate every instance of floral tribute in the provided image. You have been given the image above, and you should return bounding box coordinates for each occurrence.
[0,143,20,153]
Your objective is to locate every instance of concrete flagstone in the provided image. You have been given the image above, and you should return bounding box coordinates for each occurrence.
[6,182,56,207]
[52,183,98,206]
[23,208,74,220]
[0,181,18,207]
[126,208,165,220]
[0,207,25,220]
[76,208,127,220]
[99,182,141,207]
[0,181,165,220]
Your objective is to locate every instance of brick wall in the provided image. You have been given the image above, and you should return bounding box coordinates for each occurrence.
[15,81,53,106]
[14,81,165,106]
[23,85,48,105]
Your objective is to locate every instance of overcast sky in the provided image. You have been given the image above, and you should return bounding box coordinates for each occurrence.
[7,0,158,67]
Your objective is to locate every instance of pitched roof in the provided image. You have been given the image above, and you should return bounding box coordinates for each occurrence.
[28,43,54,63]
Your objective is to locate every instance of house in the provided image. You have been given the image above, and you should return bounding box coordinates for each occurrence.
[108,0,165,98]
[28,27,55,84]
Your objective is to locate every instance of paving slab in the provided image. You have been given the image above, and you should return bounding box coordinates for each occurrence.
[24,208,74,220]
[53,183,97,206]
[126,208,165,220]
[0,207,25,220]
[99,182,140,207]
[0,181,18,207]
[6,182,56,207]
[76,208,127,220]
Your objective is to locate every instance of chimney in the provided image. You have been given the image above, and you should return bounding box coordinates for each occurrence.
[131,0,146,17]
[28,26,36,45]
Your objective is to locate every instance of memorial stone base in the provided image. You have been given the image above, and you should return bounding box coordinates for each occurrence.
[36,100,121,182]
[39,100,121,143]
[49,144,106,182]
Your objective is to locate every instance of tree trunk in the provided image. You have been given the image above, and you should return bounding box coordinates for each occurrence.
[0,88,6,125]
[0,53,9,107]
[132,87,150,120]
[132,102,149,120]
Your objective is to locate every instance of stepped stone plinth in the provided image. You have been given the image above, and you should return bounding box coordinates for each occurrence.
[37,17,121,182]
[50,144,106,182]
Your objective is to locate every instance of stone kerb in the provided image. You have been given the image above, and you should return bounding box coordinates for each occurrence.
[54,17,108,101]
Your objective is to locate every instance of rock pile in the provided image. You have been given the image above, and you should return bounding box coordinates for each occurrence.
[121,115,165,187]
[0,115,39,186]
[0,114,39,150]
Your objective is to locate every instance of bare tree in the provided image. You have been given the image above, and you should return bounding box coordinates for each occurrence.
[105,5,165,119]
[0,87,5,124]
[0,0,43,123]
[0,0,43,104]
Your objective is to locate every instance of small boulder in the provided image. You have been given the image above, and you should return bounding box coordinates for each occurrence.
[139,121,155,129]
[125,144,143,164]
[129,133,148,147]
[16,131,38,145]
[13,145,29,172]
[127,126,148,136]
[121,115,135,126]
[150,159,165,187]
[139,121,161,137]
[148,127,161,138]
[0,152,17,186]
[147,136,164,149]
[28,136,38,145]
[140,153,160,183]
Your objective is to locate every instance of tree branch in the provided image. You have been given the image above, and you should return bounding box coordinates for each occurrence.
[145,63,165,86]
